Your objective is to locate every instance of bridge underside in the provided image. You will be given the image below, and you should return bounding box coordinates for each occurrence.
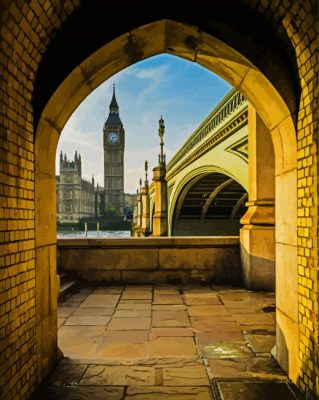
[173,173,247,236]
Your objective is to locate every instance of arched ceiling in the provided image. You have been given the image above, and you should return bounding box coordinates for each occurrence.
[33,0,299,129]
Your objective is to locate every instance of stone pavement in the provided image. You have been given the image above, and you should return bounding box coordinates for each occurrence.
[33,284,297,399]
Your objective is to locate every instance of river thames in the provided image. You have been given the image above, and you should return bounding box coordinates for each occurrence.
[57,230,131,239]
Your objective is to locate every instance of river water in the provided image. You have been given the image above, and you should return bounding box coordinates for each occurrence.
[57,230,131,239]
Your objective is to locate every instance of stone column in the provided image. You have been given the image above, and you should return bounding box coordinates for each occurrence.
[140,185,150,236]
[131,190,141,237]
[137,191,142,228]
[240,104,275,291]
[133,203,138,226]
[152,165,168,236]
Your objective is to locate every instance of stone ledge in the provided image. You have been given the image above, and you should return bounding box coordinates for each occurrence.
[58,236,240,248]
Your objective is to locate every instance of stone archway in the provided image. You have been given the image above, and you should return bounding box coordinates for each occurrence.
[34,19,298,386]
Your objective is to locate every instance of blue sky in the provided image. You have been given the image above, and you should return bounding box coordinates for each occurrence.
[57,54,231,192]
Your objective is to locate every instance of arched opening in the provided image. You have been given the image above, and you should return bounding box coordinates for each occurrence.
[33,16,298,390]
[172,172,247,236]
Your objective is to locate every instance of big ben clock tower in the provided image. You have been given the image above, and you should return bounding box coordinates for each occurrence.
[103,84,125,214]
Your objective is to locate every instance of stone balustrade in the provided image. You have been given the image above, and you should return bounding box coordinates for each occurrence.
[167,89,246,171]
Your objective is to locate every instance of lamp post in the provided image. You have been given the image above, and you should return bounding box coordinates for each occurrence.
[152,116,168,236]
[158,116,166,167]
[145,160,149,186]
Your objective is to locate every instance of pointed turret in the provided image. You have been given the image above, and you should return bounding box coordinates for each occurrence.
[105,84,122,126]
[109,83,119,114]
[78,153,82,176]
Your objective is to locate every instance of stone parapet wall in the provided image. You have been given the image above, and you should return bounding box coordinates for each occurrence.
[57,237,241,284]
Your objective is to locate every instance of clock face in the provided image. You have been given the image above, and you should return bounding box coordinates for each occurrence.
[107,132,119,144]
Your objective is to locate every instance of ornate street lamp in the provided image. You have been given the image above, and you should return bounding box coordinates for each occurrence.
[158,116,166,167]
[145,160,149,186]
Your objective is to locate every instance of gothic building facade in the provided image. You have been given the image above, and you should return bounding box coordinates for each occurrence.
[56,151,97,223]
[56,88,133,223]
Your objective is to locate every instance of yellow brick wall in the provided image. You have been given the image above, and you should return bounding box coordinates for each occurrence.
[0,0,317,399]
[0,2,80,398]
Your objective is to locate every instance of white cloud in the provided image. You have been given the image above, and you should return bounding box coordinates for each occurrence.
[134,64,169,100]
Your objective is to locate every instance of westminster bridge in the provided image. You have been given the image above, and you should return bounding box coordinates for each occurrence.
[134,89,249,237]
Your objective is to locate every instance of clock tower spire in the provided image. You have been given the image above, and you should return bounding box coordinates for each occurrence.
[103,84,125,214]
[109,83,119,114]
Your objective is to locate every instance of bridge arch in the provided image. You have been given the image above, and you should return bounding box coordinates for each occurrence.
[31,8,300,391]
[168,165,247,236]
[171,170,247,237]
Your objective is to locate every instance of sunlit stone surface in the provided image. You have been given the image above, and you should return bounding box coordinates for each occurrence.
[33,284,296,399]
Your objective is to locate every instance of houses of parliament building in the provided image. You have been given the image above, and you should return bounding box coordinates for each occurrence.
[56,87,134,223]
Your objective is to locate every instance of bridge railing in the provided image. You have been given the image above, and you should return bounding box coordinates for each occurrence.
[167,89,247,171]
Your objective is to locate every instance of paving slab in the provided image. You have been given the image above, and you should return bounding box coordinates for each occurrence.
[226,308,261,314]
[125,386,212,399]
[65,293,89,302]
[212,380,296,400]
[208,357,286,380]
[72,307,114,316]
[188,305,230,317]
[184,293,221,305]
[241,325,276,334]
[148,337,197,358]
[117,302,152,310]
[245,334,276,353]
[154,288,181,295]
[201,343,253,358]
[163,366,209,386]
[104,330,149,343]
[80,365,155,386]
[65,316,111,326]
[190,317,236,332]
[152,310,190,327]
[152,304,187,311]
[80,294,120,308]
[58,301,82,308]
[119,299,152,304]
[93,286,124,294]
[121,291,152,300]
[94,342,147,359]
[59,325,106,337]
[234,313,274,326]
[113,309,151,318]
[108,317,151,330]
[58,335,103,359]
[150,327,194,339]
[153,294,184,304]
[57,307,76,318]
[195,329,245,345]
